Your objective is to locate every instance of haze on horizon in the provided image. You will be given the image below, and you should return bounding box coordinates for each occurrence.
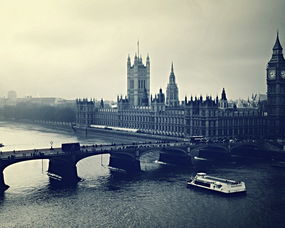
[0,0,284,101]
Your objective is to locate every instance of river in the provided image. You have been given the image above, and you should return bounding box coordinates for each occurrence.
[0,121,284,228]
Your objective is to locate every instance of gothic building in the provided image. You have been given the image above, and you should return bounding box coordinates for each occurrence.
[166,63,179,107]
[76,88,265,139]
[76,34,284,140]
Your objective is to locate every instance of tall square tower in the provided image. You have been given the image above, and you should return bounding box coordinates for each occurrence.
[127,52,150,107]
[266,32,285,139]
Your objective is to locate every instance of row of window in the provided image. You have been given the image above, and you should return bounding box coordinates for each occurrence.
[129,80,146,89]
[186,109,259,117]
[81,111,264,127]
[187,127,263,137]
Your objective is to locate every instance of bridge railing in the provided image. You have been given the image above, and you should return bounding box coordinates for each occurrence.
[0,147,65,161]
[0,141,192,161]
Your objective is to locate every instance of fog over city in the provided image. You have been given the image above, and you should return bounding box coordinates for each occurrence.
[0,0,284,100]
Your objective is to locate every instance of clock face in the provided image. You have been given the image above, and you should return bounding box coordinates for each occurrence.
[268,70,276,79]
[281,70,285,79]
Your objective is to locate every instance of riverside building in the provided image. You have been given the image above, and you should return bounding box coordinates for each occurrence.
[76,34,285,140]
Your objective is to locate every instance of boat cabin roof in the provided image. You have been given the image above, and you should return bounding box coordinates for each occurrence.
[195,173,240,185]
[204,176,239,184]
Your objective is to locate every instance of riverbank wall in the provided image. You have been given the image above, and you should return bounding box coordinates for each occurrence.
[73,126,184,142]
[0,118,183,142]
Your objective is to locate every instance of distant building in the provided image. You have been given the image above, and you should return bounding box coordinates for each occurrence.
[0,97,6,107]
[7,90,17,100]
[6,90,17,106]
[21,97,57,106]
[15,97,75,108]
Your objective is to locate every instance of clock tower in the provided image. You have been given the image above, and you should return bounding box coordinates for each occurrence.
[266,32,285,139]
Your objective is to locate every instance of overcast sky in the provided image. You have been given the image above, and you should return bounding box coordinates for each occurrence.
[0,0,284,101]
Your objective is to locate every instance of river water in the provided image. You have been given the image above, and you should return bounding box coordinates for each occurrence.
[0,121,284,228]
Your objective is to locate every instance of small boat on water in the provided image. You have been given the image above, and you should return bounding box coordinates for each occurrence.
[187,173,246,194]
[47,172,62,181]
[193,156,208,161]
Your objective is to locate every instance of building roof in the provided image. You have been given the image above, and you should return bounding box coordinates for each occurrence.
[273,31,283,50]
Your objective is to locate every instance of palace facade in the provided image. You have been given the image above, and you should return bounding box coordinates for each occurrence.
[76,33,285,140]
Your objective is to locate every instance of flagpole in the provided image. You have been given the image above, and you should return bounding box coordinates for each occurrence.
[137,40,139,57]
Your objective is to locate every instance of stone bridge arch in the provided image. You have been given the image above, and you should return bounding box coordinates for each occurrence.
[189,143,229,160]
[157,147,191,165]
[0,156,51,191]
[230,142,260,151]
[108,145,192,171]
[229,142,268,157]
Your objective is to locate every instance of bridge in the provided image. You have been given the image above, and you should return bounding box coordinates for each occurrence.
[0,140,277,191]
[0,141,193,191]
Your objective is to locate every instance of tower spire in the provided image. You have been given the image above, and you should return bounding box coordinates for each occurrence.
[137,40,140,58]
[169,62,175,83]
[221,88,227,100]
[269,31,285,64]
[166,61,179,106]
[273,30,282,50]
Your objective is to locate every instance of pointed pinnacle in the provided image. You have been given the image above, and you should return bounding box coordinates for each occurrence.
[273,29,283,50]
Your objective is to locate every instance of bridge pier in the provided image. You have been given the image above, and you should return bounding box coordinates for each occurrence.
[48,157,80,183]
[0,170,9,192]
[159,148,192,166]
[109,153,141,172]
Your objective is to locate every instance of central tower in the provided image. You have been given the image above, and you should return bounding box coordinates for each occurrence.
[127,43,150,106]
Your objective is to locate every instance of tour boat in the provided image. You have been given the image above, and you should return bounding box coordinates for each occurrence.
[187,173,246,194]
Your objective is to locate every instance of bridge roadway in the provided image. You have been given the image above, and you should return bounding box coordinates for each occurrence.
[0,141,190,161]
